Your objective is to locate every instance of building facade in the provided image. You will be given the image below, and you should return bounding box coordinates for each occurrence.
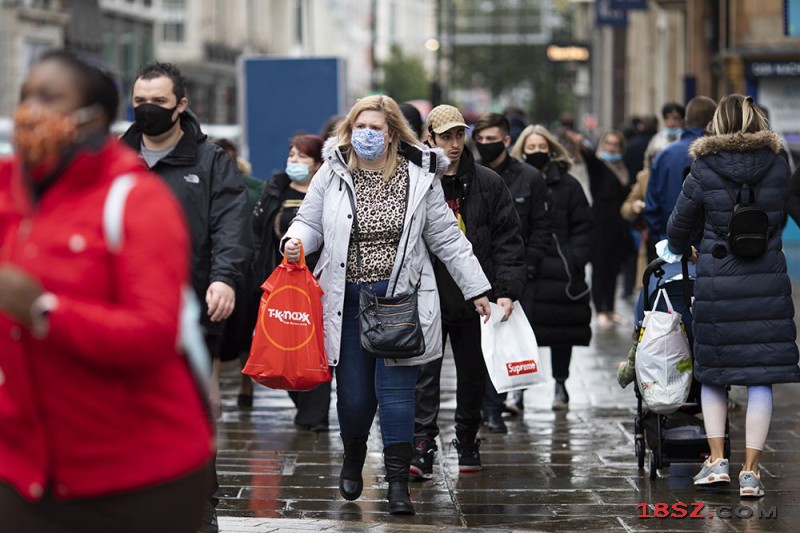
[575,0,800,137]
[0,0,69,117]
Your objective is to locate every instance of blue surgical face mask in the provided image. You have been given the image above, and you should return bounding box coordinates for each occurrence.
[665,127,683,139]
[285,162,311,183]
[351,128,386,161]
[598,151,623,163]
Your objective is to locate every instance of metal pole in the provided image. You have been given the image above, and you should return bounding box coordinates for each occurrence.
[246,0,255,54]
[370,0,378,92]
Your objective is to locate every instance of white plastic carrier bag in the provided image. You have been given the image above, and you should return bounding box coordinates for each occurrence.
[635,288,693,414]
[480,301,544,393]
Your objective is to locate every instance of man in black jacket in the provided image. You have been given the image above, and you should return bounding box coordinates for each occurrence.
[472,112,551,433]
[121,62,250,533]
[410,105,525,481]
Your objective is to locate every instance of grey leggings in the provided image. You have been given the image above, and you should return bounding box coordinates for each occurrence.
[701,383,773,451]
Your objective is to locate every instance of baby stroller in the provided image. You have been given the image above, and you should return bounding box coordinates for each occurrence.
[632,257,731,479]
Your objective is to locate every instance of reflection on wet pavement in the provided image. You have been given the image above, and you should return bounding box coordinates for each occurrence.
[216,295,800,532]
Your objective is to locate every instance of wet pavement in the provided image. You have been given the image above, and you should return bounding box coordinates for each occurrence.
[215,292,800,532]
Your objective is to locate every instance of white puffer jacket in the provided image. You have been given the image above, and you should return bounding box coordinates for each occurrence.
[283,139,491,367]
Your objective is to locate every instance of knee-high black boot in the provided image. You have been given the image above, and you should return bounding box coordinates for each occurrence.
[384,442,415,515]
[339,436,368,501]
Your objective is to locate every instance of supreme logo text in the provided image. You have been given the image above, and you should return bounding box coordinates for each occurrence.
[506,360,538,376]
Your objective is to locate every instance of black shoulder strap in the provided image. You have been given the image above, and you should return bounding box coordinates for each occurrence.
[719,176,757,206]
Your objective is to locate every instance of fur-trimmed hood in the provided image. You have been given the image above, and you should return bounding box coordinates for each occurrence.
[689,130,780,160]
[689,130,783,186]
[322,135,450,178]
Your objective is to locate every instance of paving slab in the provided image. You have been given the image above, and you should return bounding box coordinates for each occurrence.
[217,291,800,532]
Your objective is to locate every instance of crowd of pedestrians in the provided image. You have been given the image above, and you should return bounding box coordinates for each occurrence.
[1,49,799,532]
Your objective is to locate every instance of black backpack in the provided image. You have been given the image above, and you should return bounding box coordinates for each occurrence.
[713,181,771,259]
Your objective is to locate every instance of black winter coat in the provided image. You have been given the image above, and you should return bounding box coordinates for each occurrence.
[122,111,251,334]
[667,130,799,386]
[251,172,291,289]
[528,162,594,346]
[491,156,552,279]
[583,147,633,264]
[436,150,526,321]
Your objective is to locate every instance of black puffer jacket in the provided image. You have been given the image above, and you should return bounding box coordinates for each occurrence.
[436,149,526,322]
[487,156,552,279]
[528,162,594,346]
[582,147,633,263]
[251,172,291,289]
[122,111,251,333]
[667,130,799,386]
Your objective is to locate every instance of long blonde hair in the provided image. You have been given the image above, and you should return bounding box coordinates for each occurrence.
[336,95,421,182]
[510,124,573,170]
[711,94,769,136]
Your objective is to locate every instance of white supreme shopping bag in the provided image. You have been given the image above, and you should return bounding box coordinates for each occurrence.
[480,301,544,393]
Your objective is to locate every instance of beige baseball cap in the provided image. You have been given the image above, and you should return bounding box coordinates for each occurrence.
[427,104,468,134]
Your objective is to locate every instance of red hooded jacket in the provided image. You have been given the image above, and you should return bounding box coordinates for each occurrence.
[0,138,213,501]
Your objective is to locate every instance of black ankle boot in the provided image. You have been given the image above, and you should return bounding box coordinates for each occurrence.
[339,436,368,501]
[384,442,415,515]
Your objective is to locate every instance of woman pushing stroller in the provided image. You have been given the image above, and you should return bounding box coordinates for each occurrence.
[663,94,799,497]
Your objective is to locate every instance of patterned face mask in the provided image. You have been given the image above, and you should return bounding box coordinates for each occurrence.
[351,128,386,161]
[13,104,98,179]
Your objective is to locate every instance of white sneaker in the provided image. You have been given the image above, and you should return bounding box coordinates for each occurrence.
[693,458,731,486]
[739,471,765,498]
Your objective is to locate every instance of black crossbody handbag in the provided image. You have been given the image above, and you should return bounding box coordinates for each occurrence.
[347,179,425,359]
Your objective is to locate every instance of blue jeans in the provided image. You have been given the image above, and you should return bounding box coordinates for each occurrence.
[336,281,419,445]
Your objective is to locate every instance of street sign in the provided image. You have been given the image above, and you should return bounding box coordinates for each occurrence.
[610,0,649,9]
[596,0,628,27]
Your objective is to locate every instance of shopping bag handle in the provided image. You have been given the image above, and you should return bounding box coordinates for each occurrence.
[651,288,675,314]
[281,242,306,270]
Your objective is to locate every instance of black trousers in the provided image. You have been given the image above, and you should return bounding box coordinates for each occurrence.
[415,316,486,439]
[591,256,620,313]
[551,345,573,383]
[482,379,507,417]
[288,380,332,427]
[0,463,212,533]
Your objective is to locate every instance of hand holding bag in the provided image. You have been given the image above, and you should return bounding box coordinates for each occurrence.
[243,247,330,391]
[480,301,544,393]
[347,182,425,359]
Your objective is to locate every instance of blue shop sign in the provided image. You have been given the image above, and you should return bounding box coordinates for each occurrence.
[610,0,648,9]
[596,0,628,27]
[747,60,800,77]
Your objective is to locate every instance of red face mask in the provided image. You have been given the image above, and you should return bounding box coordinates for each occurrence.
[13,104,82,181]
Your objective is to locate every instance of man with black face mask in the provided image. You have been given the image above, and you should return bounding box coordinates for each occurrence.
[121,62,250,533]
[472,112,551,433]
[410,105,525,482]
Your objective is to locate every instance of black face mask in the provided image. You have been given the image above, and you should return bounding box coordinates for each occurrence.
[524,151,550,170]
[475,141,506,163]
[134,103,179,137]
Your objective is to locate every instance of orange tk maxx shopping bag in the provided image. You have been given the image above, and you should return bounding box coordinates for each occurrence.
[243,248,330,391]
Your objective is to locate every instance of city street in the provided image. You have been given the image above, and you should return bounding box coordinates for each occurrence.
[215,294,800,533]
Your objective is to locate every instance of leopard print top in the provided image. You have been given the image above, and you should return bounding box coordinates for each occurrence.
[346,156,409,283]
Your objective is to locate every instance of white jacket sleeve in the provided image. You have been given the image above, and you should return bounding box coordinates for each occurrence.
[422,180,491,300]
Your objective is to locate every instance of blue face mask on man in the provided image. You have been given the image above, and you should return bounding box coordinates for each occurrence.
[598,151,623,163]
[285,162,311,183]
[351,128,386,161]
[665,127,683,140]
